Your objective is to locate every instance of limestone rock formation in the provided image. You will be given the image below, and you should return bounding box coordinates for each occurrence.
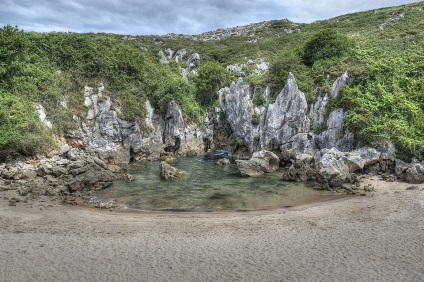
[160,161,189,181]
[158,50,168,64]
[314,72,355,151]
[187,53,200,70]
[261,73,311,150]
[236,150,279,177]
[315,108,355,151]
[219,80,255,146]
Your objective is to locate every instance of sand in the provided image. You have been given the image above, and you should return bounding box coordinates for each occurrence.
[1,178,423,282]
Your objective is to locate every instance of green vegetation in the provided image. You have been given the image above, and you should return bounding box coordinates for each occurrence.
[301,28,353,66]
[252,111,261,126]
[0,1,423,159]
[338,49,424,159]
[194,62,234,107]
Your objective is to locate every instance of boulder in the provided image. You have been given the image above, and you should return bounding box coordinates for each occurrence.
[316,148,352,187]
[159,161,189,181]
[236,150,279,177]
[217,158,231,166]
[282,151,316,182]
[396,161,424,184]
[343,147,381,172]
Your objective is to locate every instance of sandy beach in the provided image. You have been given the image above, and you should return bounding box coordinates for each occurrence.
[1,178,423,282]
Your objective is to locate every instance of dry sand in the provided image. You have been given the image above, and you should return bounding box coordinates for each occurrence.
[1,178,423,282]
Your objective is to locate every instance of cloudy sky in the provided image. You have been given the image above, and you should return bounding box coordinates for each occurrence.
[0,0,420,35]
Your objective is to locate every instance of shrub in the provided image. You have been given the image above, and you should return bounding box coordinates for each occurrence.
[194,62,234,107]
[302,28,353,66]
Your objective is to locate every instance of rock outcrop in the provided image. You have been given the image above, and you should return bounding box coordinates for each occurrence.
[160,161,189,180]
[0,152,116,197]
[313,72,355,151]
[395,160,424,184]
[219,73,312,156]
[64,84,212,164]
[262,73,311,150]
[236,150,279,177]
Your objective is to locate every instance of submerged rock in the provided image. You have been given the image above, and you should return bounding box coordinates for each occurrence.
[217,158,231,166]
[236,150,279,177]
[160,161,189,181]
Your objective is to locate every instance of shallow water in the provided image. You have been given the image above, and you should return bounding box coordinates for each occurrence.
[94,155,339,211]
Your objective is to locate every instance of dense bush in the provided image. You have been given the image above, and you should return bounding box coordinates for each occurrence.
[302,28,353,66]
[194,62,234,107]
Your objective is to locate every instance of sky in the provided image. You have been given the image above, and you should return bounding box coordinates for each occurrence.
[0,0,420,35]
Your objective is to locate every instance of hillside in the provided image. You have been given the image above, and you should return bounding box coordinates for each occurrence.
[0,1,423,159]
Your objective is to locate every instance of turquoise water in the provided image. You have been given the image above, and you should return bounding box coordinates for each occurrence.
[94,156,338,211]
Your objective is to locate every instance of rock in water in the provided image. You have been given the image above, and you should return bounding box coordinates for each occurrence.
[217,158,231,166]
[236,150,279,177]
[160,161,189,181]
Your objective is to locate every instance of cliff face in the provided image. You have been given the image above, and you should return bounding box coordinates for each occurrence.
[55,72,355,164]
[217,72,353,157]
[64,85,211,165]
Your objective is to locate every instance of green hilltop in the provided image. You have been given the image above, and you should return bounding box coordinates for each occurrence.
[0,1,423,159]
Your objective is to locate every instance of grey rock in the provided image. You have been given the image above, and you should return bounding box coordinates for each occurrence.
[282,151,316,182]
[396,161,424,184]
[331,71,348,99]
[217,158,231,166]
[280,133,315,153]
[158,51,168,64]
[219,80,255,147]
[311,94,328,129]
[160,161,190,181]
[343,147,381,172]
[59,144,71,156]
[187,53,200,70]
[316,148,352,187]
[404,164,424,184]
[315,108,355,151]
[261,73,311,149]
[173,49,186,62]
[236,150,279,177]
[164,101,184,140]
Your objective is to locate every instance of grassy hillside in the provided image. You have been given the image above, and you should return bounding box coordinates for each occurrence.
[0,1,423,159]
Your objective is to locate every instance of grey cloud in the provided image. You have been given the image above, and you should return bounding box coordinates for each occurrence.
[0,0,419,35]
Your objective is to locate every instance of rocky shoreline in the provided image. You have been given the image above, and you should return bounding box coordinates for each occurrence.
[2,71,424,207]
[1,145,424,210]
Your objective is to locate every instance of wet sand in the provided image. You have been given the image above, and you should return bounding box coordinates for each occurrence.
[1,178,423,282]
